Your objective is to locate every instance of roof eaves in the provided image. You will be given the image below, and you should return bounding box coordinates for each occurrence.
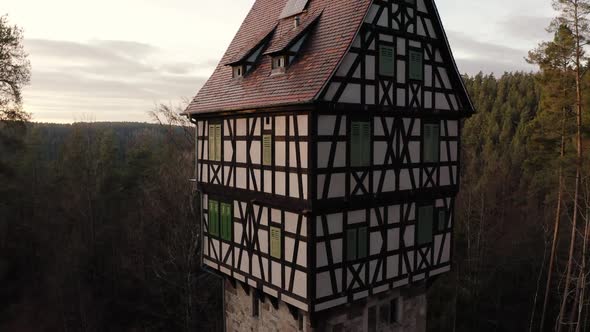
[183,99,316,116]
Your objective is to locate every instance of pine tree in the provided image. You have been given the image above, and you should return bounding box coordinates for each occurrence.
[546,2,590,330]
[527,24,577,332]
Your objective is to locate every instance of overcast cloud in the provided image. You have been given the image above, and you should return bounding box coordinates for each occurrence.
[4,0,555,123]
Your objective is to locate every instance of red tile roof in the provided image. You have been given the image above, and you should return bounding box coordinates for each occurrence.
[185,0,372,115]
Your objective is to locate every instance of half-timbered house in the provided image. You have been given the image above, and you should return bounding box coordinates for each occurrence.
[185,0,473,331]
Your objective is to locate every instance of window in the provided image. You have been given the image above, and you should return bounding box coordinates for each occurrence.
[417,205,434,245]
[220,202,233,241]
[232,65,244,78]
[208,123,222,161]
[438,209,447,232]
[379,303,390,324]
[368,298,403,331]
[350,121,371,167]
[272,55,287,69]
[346,226,368,261]
[270,226,282,259]
[379,45,395,77]
[252,292,260,317]
[368,306,377,332]
[263,134,272,166]
[423,123,440,163]
[390,297,402,323]
[330,324,344,332]
[409,49,424,81]
[208,200,219,236]
[298,312,304,331]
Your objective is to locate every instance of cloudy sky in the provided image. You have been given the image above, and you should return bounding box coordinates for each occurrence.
[4,0,554,123]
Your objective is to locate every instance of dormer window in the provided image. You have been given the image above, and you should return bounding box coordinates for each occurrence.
[225,25,277,78]
[265,10,323,74]
[232,65,244,78]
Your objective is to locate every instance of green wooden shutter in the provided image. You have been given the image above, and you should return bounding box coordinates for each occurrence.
[358,227,368,258]
[423,124,440,162]
[227,203,233,240]
[220,202,232,241]
[409,50,423,81]
[361,122,371,166]
[431,124,440,162]
[208,200,219,236]
[263,134,272,166]
[270,226,281,259]
[351,122,361,167]
[208,124,215,161]
[220,202,227,240]
[347,228,357,260]
[417,206,434,245]
[215,124,222,161]
[351,122,370,167]
[379,45,395,77]
[423,124,432,162]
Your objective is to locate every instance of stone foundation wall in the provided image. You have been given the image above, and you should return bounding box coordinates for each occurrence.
[314,286,427,332]
[224,280,312,332]
[224,279,426,332]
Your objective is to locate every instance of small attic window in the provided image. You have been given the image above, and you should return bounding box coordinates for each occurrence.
[232,65,244,78]
[272,56,287,70]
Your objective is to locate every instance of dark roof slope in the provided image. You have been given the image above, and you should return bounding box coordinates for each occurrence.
[185,0,372,114]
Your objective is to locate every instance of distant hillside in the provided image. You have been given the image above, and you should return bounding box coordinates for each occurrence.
[26,122,188,161]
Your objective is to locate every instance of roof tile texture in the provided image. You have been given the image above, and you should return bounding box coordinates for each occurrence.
[186,0,372,114]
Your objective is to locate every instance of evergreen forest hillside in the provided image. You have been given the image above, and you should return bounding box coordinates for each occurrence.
[1,71,589,331]
[4,2,590,328]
